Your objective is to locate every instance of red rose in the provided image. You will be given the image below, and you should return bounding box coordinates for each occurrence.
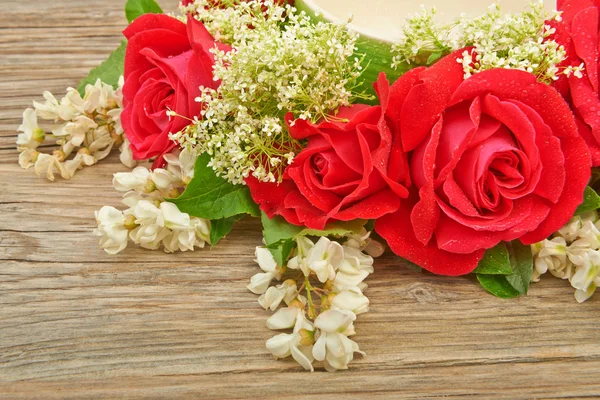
[551,0,600,165]
[247,74,411,230]
[122,14,230,160]
[375,49,591,276]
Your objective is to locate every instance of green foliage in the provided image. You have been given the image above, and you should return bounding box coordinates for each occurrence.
[476,274,522,299]
[504,241,534,294]
[210,215,244,246]
[575,186,600,216]
[261,213,366,266]
[170,153,260,220]
[473,243,512,275]
[476,240,534,298]
[77,41,126,96]
[125,0,163,23]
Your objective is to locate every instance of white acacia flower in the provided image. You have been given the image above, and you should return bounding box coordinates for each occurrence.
[128,200,169,250]
[248,247,284,294]
[340,246,375,274]
[570,221,600,253]
[312,309,364,372]
[162,226,205,253]
[287,236,315,275]
[17,108,45,149]
[305,237,344,283]
[344,228,385,258]
[52,115,98,147]
[334,268,370,292]
[94,206,129,255]
[190,217,211,244]
[533,237,570,278]
[18,148,39,169]
[266,311,315,371]
[570,251,600,303]
[331,287,370,316]
[119,138,137,168]
[160,202,191,230]
[33,89,83,121]
[259,280,298,311]
[34,153,65,181]
[163,148,196,185]
[113,167,152,193]
[266,304,307,330]
[266,333,314,371]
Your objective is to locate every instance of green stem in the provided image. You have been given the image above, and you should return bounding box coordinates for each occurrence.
[304,277,316,318]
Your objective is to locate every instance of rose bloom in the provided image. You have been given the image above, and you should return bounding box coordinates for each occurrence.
[247,75,412,229]
[551,0,600,164]
[121,14,229,160]
[375,49,591,276]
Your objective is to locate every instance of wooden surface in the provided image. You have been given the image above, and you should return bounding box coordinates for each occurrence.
[1,1,599,399]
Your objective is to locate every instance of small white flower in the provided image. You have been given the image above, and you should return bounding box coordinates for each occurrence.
[331,287,370,316]
[160,202,191,230]
[18,148,39,169]
[52,115,98,147]
[163,148,196,185]
[312,309,364,371]
[119,138,137,168]
[266,311,315,371]
[305,237,343,283]
[344,228,385,258]
[267,305,305,330]
[94,206,129,255]
[34,153,64,181]
[248,247,284,294]
[17,108,45,149]
[113,167,152,193]
[129,200,169,250]
[570,251,600,303]
[259,280,298,311]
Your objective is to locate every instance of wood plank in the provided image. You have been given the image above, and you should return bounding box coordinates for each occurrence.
[0,0,599,398]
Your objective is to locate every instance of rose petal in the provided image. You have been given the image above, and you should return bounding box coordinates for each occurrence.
[376,200,485,276]
[400,48,471,151]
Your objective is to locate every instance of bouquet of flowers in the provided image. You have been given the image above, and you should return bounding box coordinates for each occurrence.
[16,0,600,371]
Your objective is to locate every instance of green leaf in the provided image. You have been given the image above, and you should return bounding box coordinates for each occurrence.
[210,215,244,246]
[476,240,534,298]
[125,0,163,23]
[267,239,297,266]
[476,274,522,299]
[575,186,600,216]
[262,213,304,246]
[260,212,366,266]
[77,41,127,96]
[473,243,512,275]
[170,153,260,220]
[505,241,533,295]
[427,51,443,65]
[261,212,366,246]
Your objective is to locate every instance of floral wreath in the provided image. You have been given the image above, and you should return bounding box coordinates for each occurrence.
[16,0,600,371]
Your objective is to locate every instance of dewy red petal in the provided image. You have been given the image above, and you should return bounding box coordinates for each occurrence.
[553,0,600,166]
[376,200,485,276]
[400,49,470,152]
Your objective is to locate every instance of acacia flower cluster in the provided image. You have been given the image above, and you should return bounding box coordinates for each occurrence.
[94,149,211,254]
[17,78,135,181]
[392,2,570,84]
[532,212,600,303]
[173,0,369,185]
[249,233,380,371]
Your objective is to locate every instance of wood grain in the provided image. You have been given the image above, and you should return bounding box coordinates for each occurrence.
[0,1,599,399]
